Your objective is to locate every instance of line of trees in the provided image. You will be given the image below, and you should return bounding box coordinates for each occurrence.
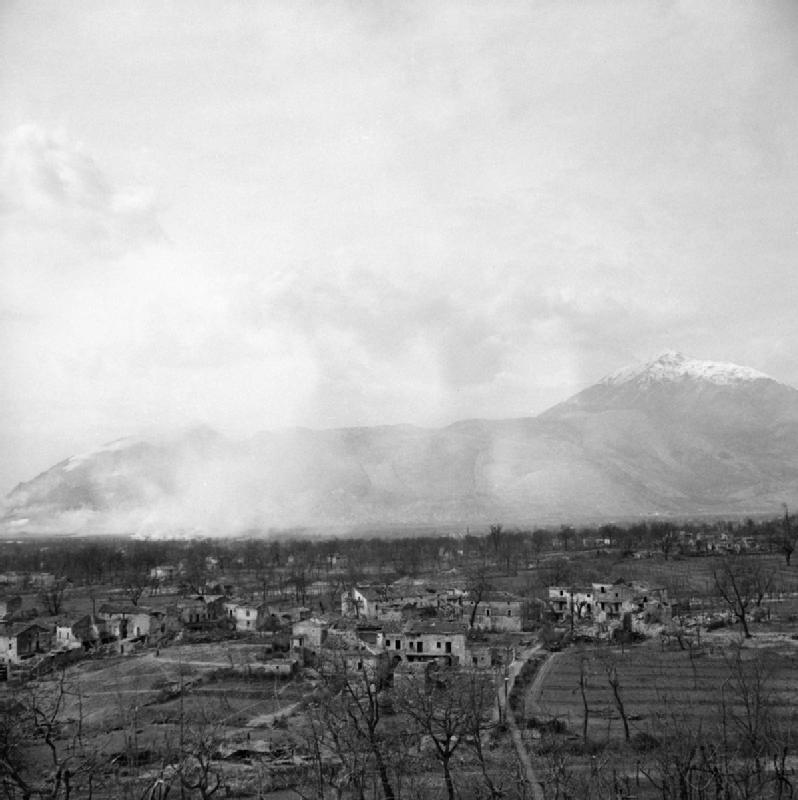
[3,510,796,593]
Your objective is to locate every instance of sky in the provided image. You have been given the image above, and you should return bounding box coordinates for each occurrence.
[1,0,797,494]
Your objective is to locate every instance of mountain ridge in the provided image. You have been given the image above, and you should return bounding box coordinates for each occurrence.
[5,352,798,536]
[602,351,773,387]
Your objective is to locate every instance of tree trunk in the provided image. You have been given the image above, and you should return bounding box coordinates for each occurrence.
[608,669,630,742]
[579,660,590,745]
[442,756,456,800]
[469,600,479,628]
[373,746,394,800]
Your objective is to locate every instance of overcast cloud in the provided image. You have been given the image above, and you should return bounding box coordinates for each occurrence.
[1,0,797,493]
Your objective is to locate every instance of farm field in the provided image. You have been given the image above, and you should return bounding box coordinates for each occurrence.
[527,637,798,743]
[0,642,312,798]
[44,643,293,725]
[519,637,798,798]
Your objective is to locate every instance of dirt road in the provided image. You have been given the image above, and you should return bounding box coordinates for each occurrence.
[499,645,546,800]
[246,701,299,728]
[524,650,561,719]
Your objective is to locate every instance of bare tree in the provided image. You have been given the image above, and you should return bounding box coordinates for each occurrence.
[488,523,503,555]
[578,656,591,746]
[395,664,495,800]
[173,721,225,800]
[719,645,775,781]
[776,504,797,566]
[287,563,309,606]
[713,556,765,638]
[653,522,678,560]
[161,700,227,800]
[639,712,708,800]
[298,657,399,800]
[122,569,151,606]
[497,536,517,577]
[528,529,551,567]
[542,557,572,588]
[557,526,575,552]
[465,565,493,629]
[459,670,508,799]
[333,663,395,799]
[0,669,102,799]
[604,659,630,742]
[639,647,797,800]
[38,577,69,616]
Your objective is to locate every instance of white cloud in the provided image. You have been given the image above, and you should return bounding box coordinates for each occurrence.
[1,1,797,492]
[0,124,162,253]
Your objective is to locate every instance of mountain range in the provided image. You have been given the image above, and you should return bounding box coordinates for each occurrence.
[4,352,798,537]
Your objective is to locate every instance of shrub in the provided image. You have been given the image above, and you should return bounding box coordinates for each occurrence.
[526,717,568,734]
[631,732,661,752]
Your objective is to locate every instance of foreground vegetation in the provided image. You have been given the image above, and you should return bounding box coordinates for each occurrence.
[2,513,798,798]
[520,638,798,799]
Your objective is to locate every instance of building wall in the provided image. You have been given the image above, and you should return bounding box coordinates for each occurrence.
[292,620,328,649]
[470,600,523,632]
[56,625,83,650]
[319,648,385,676]
[352,588,379,618]
[1,626,52,663]
[380,630,466,664]
[150,565,178,581]
[464,597,524,631]
[0,634,16,662]
[465,643,492,668]
[232,605,260,631]
[549,583,668,621]
[101,612,151,639]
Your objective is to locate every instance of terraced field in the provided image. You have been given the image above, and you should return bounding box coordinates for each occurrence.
[527,637,798,745]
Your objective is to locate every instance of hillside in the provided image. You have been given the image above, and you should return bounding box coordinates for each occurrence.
[4,353,798,536]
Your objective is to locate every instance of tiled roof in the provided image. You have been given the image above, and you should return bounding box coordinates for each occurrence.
[482,591,523,602]
[1,621,50,636]
[98,603,147,615]
[403,620,466,635]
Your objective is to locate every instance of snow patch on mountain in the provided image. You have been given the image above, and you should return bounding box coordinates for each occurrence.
[602,351,772,387]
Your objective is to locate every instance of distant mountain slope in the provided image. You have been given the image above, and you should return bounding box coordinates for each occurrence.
[543,351,798,427]
[4,352,798,536]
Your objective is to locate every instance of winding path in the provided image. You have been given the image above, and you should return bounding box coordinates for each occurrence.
[525,650,561,718]
[246,700,299,728]
[498,645,547,800]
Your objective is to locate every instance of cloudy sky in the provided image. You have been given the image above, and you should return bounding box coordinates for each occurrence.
[1,1,797,493]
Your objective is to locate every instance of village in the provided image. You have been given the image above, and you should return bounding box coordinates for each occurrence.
[2,519,798,798]
[1,566,533,679]
[0,519,784,673]
[0,532,691,681]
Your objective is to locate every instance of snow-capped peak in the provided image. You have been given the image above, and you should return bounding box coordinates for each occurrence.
[602,351,772,387]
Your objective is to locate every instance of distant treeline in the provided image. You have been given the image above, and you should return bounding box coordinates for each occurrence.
[0,514,791,589]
